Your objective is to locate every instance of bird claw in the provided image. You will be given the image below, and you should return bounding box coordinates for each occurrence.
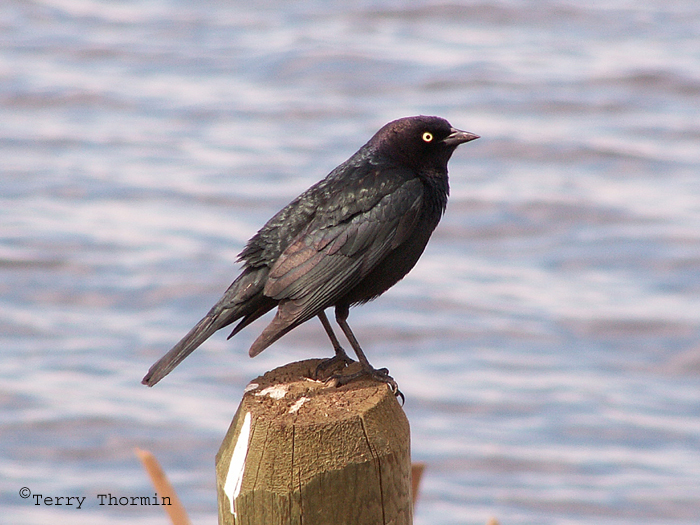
[314,350,355,380]
[326,365,404,405]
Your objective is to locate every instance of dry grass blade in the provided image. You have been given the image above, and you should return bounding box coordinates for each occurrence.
[134,447,192,525]
[411,462,426,509]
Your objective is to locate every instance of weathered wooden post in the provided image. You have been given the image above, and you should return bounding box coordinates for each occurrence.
[215,359,412,525]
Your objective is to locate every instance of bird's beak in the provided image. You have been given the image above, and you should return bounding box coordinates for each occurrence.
[443,128,480,146]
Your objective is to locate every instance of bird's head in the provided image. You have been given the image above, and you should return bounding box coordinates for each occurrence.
[372,115,479,172]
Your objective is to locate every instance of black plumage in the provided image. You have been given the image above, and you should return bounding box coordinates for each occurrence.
[142,116,478,390]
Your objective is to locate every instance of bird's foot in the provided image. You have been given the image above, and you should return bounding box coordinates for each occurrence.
[328,364,404,404]
[313,348,355,380]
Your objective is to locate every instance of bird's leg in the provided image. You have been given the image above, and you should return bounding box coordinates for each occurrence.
[332,305,403,401]
[314,310,355,379]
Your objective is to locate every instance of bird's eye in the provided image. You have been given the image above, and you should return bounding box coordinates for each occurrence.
[422,132,433,142]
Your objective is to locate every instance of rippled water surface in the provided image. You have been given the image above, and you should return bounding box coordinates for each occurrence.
[2,1,700,524]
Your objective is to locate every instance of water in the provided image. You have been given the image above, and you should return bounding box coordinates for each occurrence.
[2,1,700,523]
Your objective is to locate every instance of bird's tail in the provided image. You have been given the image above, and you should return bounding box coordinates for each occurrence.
[142,314,223,387]
[142,266,276,386]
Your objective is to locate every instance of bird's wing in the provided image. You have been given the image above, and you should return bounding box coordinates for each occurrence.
[239,152,412,268]
[244,175,423,356]
[266,176,424,304]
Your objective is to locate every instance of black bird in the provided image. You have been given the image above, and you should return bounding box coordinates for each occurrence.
[142,116,478,391]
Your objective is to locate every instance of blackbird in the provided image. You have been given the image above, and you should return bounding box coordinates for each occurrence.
[142,116,478,392]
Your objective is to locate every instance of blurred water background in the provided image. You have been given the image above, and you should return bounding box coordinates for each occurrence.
[2,1,700,524]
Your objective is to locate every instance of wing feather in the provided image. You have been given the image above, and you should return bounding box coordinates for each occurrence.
[264,177,424,324]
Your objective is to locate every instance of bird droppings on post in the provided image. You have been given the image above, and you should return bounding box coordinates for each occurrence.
[243,382,259,393]
[223,411,252,517]
[288,396,308,414]
[253,384,289,400]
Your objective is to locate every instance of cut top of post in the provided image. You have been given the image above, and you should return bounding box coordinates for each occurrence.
[215,359,413,525]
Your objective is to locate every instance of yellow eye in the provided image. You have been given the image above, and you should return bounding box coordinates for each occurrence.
[422,132,433,142]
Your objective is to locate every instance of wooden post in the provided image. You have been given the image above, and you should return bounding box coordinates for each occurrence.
[215,359,412,525]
